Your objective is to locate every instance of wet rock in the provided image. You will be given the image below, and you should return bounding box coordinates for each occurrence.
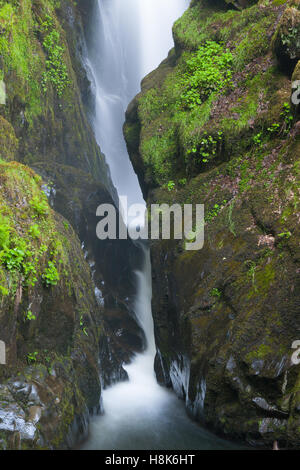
[273,7,300,73]
[125,0,300,448]
[0,404,37,442]
[225,0,258,9]
[259,418,287,438]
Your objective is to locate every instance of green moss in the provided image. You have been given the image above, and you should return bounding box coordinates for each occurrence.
[132,1,289,188]
[0,161,68,297]
[124,0,300,447]
[140,124,179,184]
[233,13,278,70]
[178,41,233,109]
[0,0,72,129]
[255,263,276,292]
[0,116,19,161]
[40,14,70,97]
[0,0,44,122]
[246,343,273,362]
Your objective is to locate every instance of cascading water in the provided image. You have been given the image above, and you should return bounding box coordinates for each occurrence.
[81,0,240,450]
[81,249,237,450]
[84,0,191,209]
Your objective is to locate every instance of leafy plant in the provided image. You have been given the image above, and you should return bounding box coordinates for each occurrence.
[0,239,28,271]
[278,230,291,240]
[253,132,263,146]
[27,351,38,364]
[80,315,88,337]
[43,260,59,287]
[280,102,293,134]
[0,214,10,250]
[211,287,222,298]
[26,310,36,321]
[179,41,233,109]
[245,260,257,291]
[28,224,41,239]
[178,178,187,187]
[167,180,175,191]
[0,285,8,296]
[41,14,69,97]
[205,200,227,223]
[267,123,280,134]
[188,132,223,165]
[29,196,49,217]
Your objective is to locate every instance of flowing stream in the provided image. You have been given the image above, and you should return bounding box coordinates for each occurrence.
[81,0,240,450]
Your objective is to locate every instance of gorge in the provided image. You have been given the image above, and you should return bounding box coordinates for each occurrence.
[0,0,299,451]
[80,0,238,450]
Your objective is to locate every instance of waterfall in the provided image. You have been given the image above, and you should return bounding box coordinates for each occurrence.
[80,0,239,450]
[85,0,189,210]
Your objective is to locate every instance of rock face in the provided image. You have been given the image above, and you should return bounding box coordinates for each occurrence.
[0,0,144,449]
[0,162,101,449]
[124,0,300,448]
[272,7,300,73]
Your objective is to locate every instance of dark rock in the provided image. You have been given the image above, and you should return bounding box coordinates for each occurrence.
[273,7,300,74]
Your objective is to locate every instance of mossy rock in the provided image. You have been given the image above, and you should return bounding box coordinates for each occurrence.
[225,0,258,8]
[125,0,300,448]
[272,7,300,72]
[0,115,18,161]
[0,161,103,449]
[292,59,300,79]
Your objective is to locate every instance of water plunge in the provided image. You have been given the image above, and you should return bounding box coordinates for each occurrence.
[85,0,190,209]
[81,249,236,450]
[81,0,240,450]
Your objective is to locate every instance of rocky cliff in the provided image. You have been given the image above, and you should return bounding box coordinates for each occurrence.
[124,0,300,448]
[0,0,143,449]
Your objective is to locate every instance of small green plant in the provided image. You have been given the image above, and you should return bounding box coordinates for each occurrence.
[211,287,222,298]
[188,132,223,164]
[167,180,175,191]
[0,285,9,296]
[28,224,41,239]
[280,102,293,133]
[26,310,36,321]
[0,238,29,272]
[267,123,280,134]
[0,215,10,250]
[41,14,70,97]
[180,41,233,109]
[29,196,49,217]
[27,351,38,364]
[278,230,291,240]
[205,200,227,223]
[253,132,263,146]
[280,28,300,61]
[43,261,60,287]
[39,244,47,255]
[245,260,257,291]
[178,178,187,187]
[79,315,88,337]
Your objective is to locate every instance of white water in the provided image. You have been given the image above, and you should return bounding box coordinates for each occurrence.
[81,0,240,450]
[82,249,237,450]
[85,0,190,211]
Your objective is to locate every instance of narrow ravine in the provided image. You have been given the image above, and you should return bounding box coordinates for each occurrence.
[80,0,241,450]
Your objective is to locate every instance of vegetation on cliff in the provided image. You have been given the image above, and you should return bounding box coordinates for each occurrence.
[0,1,108,449]
[0,0,145,449]
[124,0,300,447]
[0,161,103,449]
